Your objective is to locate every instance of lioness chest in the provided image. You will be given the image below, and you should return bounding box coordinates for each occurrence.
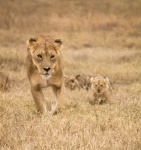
[30,72,62,88]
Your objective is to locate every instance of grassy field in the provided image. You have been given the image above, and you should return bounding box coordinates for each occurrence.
[0,0,141,149]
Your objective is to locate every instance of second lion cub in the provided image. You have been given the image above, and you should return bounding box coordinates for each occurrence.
[90,76,110,104]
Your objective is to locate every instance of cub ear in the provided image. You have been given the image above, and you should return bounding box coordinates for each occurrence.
[105,77,114,89]
[104,77,110,89]
[90,77,95,89]
[104,77,110,84]
[26,38,37,50]
[90,77,94,83]
[71,78,75,83]
[54,39,62,52]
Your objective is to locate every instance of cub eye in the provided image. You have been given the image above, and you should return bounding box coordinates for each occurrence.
[71,80,74,83]
[37,54,42,59]
[50,55,55,59]
[101,85,103,87]
[95,85,97,87]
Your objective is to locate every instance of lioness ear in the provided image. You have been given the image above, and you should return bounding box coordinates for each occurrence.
[54,39,62,53]
[26,38,37,50]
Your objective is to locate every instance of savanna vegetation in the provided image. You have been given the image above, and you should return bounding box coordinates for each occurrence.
[0,0,141,149]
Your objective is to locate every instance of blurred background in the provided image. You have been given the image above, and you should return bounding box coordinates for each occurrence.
[0,0,141,48]
[0,0,141,83]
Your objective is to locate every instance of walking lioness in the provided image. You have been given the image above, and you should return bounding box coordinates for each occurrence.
[26,34,64,114]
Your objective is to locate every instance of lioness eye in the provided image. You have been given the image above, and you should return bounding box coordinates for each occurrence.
[101,85,103,86]
[50,55,55,59]
[37,54,42,59]
[95,85,97,87]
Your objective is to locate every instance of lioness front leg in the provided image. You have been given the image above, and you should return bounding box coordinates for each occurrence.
[31,86,47,113]
[51,86,63,115]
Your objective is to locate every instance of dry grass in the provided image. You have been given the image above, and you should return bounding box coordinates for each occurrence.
[0,0,141,149]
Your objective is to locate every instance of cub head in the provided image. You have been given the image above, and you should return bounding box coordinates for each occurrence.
[27,35,62,78]
[90,76,109,94]
[64,77,79,90]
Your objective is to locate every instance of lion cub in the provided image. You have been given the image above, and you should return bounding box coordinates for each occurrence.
[90,76,110,104]
[64,76,80,90]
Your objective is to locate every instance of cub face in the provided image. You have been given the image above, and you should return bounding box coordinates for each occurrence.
[64,77,79,90]
[27,35,62,78]
[90,77,109,94]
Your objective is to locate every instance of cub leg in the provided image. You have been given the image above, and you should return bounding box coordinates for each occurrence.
[93,93,99,104]
[104,92,110,104]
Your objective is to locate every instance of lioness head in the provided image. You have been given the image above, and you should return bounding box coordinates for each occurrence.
[90,76,109,94]
[27,35,62,78]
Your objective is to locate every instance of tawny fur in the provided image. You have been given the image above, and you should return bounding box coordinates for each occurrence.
[64,76,80,90]
[26,34,64,114]
[75,74,93,91]
[90,76,110,104]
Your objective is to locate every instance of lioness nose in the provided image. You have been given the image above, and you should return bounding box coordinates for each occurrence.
[43,67,51,72]
[98,90,101,93]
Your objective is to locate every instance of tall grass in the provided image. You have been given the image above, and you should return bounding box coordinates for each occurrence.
[0,0,141,149]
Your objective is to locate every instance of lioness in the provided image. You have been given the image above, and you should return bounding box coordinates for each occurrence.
[26,34,64,114]
[90,76,110,104]
[64,76,80,90]
[0,72,9,91]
